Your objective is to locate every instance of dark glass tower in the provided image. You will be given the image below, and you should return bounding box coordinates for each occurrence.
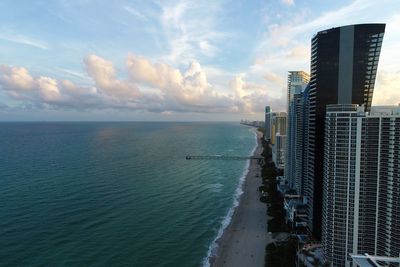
[305,24,385,239]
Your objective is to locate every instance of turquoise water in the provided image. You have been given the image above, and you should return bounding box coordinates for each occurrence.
[0,122,256,267]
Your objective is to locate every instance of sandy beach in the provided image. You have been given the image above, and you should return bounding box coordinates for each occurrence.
[209,129,271,267]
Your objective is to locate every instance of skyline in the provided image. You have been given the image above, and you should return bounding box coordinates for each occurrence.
[0,0,399,121]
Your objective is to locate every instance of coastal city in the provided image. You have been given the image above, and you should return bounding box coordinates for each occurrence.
[1,1,400,267]
[238,24,400,267]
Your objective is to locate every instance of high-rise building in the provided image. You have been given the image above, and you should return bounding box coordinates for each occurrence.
[269,112,287,169]
[301,86,312,206]
[264,106,272,141]
[305,24,385,238]
[270,112,286,145]
[273,112,287,135]
[322,104,400,267]
[285,71,310,192]
[273,133,287,170]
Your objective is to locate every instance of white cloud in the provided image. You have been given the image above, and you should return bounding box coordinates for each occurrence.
[0,33,48,50]
[229,74,286,113]
[285,45,309,60]
[84,54,139,99]
[56,68,90,81]
[373,71,400,105]
[0,64,98,107]
[60,79,98,100]
[281,0,294,6]
[264,71,286,87]
[37,77,61,102]
[6,40,396,115]
[123,5,148,21]
[126,53,233,111]
[157,0,224,64]
[0,66,35,91]
[198,40,217,57]
[126,53,183,89]
[0,54,276,114]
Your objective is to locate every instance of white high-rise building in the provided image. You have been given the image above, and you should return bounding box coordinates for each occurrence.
[284,71,309,193]
[322,104,400,267]
[270,112,287,170]
[272,133,286,170]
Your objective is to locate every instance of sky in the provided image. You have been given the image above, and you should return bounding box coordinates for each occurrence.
[0,0,399,121]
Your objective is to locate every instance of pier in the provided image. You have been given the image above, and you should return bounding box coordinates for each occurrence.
[185,155,264,164]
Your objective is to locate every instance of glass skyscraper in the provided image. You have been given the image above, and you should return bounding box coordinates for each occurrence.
[305,24,385,238]
[264,106,272,141]
[285,71,309,194]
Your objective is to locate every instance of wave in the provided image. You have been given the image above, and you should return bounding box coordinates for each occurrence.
[202,128,258,267]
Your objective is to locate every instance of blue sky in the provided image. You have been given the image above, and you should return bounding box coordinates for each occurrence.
[0,0,399,121]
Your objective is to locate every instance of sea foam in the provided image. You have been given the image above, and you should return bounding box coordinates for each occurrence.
[202,128,258,267]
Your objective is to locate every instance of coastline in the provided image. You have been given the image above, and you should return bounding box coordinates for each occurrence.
[206,128,268,267]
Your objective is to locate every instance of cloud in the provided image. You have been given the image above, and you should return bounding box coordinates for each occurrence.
[157,0,224,63]
[0,66,35,91]
[373,71,400,105]
[229,74,286,113]
[198,40,217,57]
[0,102,9,110]
[0,33,48,50]
[264,71,286,87]
[56,68,90,81]
[285,45,309,60]
[84,54,139,99]
[37,77,61,102]
[0,64,98,108]
[281,0,294,6]
[0,54,277,114]
[123,5,148,21]
[126,54,183,89]
[126,54,236,112]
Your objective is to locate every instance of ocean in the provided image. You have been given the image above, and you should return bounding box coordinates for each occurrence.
[0,122,256,267]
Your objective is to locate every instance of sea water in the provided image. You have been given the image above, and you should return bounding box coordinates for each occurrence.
[0,122,256,267]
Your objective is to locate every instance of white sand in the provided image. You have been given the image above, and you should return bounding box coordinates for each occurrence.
[210,130,272,267]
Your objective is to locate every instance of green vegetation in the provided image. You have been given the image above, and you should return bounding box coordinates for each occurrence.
[260,137,289,233]
[259,196,268,203]
[260,136,295,266]
[258,185,268,192]
[265,236,298,267]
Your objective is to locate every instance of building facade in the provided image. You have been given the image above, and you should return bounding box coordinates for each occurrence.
[285,71,310,193]
[322,104,400,267]
[305,24,385,238]
[273,133,287,170]
[264,106,272,141]
[271,111,287,145]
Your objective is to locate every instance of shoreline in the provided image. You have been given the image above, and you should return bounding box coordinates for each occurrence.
[206,128,268,267]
